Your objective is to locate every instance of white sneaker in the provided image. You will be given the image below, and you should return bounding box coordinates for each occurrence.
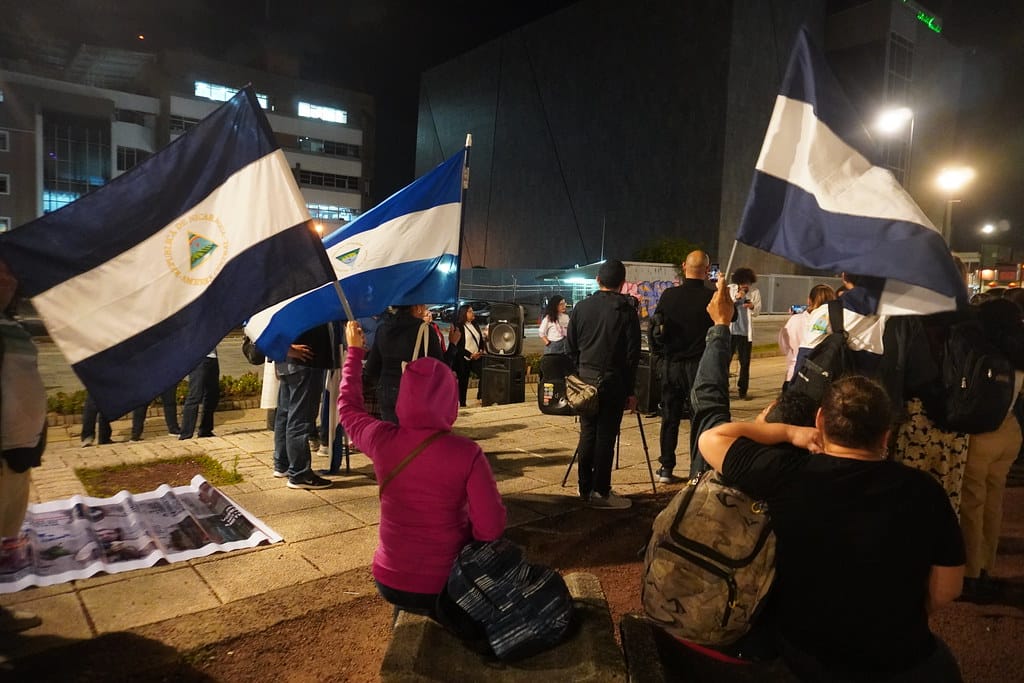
[589,489,632,510]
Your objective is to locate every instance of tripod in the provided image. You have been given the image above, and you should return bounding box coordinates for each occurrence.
[560,411,657,494]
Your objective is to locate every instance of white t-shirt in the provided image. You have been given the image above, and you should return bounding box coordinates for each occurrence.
[538,313,569,343]
[464,323,482,355]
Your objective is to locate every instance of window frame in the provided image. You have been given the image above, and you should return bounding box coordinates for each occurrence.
[0,217,9,232]
[0,173,9,195]
[297,101,348,124]
[0,130,8,152]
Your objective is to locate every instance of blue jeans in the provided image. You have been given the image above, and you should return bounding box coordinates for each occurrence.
[274,366,326,480]
[180,357,220,438]
[376,380,401,424]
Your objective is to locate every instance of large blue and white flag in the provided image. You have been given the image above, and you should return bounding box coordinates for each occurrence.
[0,88,335,417]
[736,27,967,316]
[244,148,466,361]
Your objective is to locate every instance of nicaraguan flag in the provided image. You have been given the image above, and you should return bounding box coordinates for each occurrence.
[0,88,335,417]
[736,27,967,316]
[245,148,466,361]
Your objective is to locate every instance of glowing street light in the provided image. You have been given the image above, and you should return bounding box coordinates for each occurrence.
[874,107,913,135]
[981,223,996,235]
[314,223,324,236]
[936,166,975,245]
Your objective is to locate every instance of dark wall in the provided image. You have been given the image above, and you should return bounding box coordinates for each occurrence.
[417,0,734,269]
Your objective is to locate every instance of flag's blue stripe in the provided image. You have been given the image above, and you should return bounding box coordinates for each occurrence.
[739,172,963,299]
[322,150,464,246]
[0,89,276,296]
[74,220,332,417]
[254,255,460,360]
[781,27,879,165]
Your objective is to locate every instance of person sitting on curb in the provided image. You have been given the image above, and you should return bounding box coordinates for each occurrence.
[338,320,505,622]
[697,277,965,680]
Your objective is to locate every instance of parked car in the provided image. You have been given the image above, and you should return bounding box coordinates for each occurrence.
[433,300,492,328]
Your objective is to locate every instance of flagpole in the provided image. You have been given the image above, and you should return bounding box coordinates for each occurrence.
[453,134,472,309]
[723,240,739,283]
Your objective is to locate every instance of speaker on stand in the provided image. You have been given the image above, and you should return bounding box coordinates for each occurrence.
[485,303,525,355]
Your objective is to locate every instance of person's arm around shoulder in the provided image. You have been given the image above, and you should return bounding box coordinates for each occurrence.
[466,446,506,541]
[339,321,388,457]
[698,419,822,474]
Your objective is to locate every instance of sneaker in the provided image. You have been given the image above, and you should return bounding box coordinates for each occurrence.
[738,393,750,400]
[656,468,676,484]
[0,607,42,633]
[198,432,216,438]
[272,470,289,478]
[80,438,94,448]
[589,490,632,510]
[168,430,181,437]
[287,473,332,490]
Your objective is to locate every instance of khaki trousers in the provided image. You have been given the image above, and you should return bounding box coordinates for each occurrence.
[961,412,1022,577]
[0,460,31,537]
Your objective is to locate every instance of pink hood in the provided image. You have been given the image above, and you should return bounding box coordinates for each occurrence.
[395,357,459,430]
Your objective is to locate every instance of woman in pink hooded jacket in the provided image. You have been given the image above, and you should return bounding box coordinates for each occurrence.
[338,321,506,617]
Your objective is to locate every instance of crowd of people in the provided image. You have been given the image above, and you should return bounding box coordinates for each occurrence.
[7,244,1024,681]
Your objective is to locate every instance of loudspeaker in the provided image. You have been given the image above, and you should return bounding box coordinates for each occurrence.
[636,350,661,415]
[481,355,526,405]
[537,353,574,416]
[486,303,525,355]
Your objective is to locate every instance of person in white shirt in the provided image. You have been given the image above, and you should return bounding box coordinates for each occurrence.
[727,268,761,399]
[454,305,486,407]
[778,284,836,388]
[538,295,570,355]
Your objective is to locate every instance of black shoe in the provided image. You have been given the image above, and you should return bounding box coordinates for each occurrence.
[657,468,676,484]
[198,432,216,438]
[287,473,332,490]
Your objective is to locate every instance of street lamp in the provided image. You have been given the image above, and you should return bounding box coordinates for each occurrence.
[936,166,975,245]
[981,223,995,235]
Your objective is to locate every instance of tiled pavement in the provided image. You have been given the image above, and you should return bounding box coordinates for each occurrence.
[2,354,791,661]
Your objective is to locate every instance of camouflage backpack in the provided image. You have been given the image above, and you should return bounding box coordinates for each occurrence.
[642,470,776,646]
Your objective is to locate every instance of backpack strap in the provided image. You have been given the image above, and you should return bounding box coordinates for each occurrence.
[827,299,845,334]
[378,431,445,497]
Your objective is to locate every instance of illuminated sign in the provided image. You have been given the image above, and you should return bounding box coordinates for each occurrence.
[900,0,942,34]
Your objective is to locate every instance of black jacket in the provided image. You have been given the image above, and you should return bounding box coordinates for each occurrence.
[651,278,715,360]
[566,290,641,391]
[364,311,448,385]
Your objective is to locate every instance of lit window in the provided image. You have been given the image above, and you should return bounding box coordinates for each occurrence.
[0,174,8,194]
[306,203,360,222]
[298,101,347,124]
[43,190,80,213]
[194,81,268,109]
[0,217,9,233]
[0,130,8,152]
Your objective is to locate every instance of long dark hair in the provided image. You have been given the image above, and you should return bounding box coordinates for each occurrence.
[456,304,473,327]
[544,295,564,324]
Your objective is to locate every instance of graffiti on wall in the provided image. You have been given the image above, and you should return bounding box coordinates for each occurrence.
[621,279,678,319]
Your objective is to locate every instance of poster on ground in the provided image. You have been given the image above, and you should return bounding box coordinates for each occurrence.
[0,475,281,593]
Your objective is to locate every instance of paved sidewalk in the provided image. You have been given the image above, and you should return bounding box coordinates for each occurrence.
[1,356,789,662]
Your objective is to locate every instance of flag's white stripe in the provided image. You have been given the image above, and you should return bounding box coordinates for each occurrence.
[35,150,310,364]
[243,282,333,341]
[326,203,460,278]
[875,283,957,317]
[756,96,935,230]
[800,307,887,356]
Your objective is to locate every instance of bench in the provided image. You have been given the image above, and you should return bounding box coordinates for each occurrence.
[380,572,626,682]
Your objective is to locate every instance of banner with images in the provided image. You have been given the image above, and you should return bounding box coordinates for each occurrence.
[0,475,281,593]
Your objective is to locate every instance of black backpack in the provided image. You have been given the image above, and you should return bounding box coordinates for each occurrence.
[786,300,855,403]
[939,316,1015,434]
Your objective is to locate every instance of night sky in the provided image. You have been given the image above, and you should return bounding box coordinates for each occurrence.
[1,0,1021,252]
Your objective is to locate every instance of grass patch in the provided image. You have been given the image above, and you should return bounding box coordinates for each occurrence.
[75,454,243,497]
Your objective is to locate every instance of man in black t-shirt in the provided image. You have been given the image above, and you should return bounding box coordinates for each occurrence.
[699,375,965,680]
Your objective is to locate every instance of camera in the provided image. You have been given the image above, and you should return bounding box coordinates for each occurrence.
[790,304,807,314]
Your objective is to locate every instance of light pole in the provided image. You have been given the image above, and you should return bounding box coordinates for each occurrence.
[874,106,914,186]
[936,166,975,245]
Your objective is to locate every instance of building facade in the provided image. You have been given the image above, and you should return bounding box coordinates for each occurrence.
[414,0,963,277]
[0,45,373,235]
